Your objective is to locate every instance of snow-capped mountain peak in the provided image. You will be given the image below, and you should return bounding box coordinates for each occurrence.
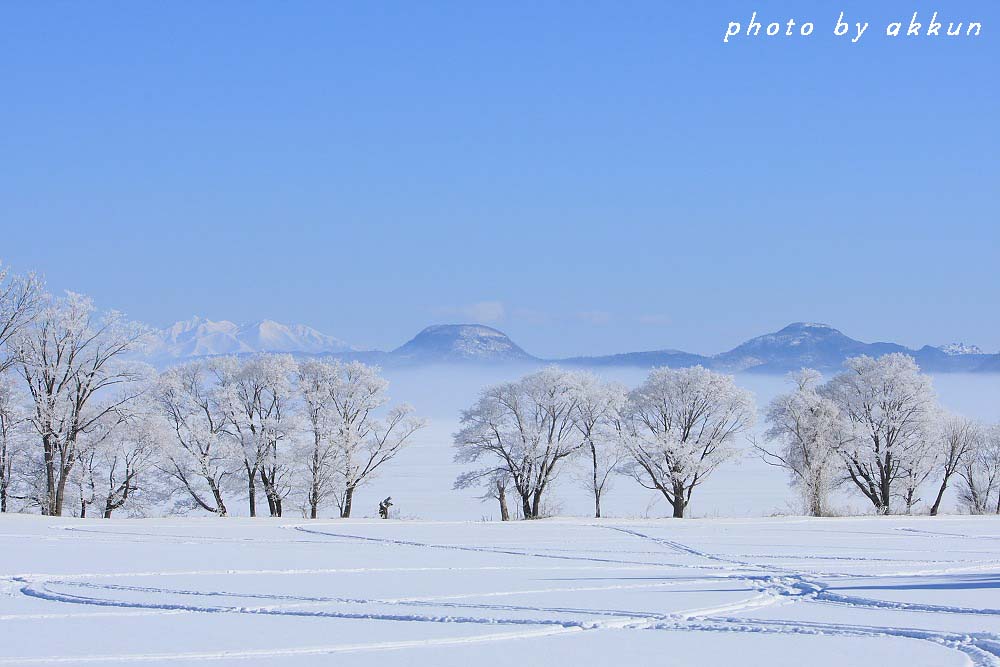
[165,316,238,339]
[237,319,352,354]
[937,342,984,356]
[149,317,353,361]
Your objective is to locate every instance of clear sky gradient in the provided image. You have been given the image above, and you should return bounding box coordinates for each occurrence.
[2,1,997,356]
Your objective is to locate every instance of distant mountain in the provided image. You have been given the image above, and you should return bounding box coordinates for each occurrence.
[142,318,1000,374]
[711,322,908,373]
[149,317,353,361]
[908,345,993,373]
[391,324,535,364]
[555,322,997,374]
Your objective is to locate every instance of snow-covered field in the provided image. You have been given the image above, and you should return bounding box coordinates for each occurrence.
[2,515,1000,666]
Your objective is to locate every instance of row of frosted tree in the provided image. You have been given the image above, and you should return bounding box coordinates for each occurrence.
[2,261,999,519]
[0,265,425,518]
[455,356,1000,519]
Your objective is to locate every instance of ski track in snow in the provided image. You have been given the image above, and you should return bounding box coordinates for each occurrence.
[2,520,1000,665]
[603,524,1000,666]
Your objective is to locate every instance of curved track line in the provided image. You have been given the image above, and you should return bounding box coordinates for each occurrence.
[293,525,686,568]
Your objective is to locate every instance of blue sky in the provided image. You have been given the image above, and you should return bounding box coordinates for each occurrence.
[1,1,997,356]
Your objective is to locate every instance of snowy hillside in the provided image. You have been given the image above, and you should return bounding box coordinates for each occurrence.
[2,514,999,666]
[148,317,354,360]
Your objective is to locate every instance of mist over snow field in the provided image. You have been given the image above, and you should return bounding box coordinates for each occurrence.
[2,515,1000,666]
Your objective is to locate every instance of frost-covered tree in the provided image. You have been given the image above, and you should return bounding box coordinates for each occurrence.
[295,359,342,519]
[73,447,99,518]
[619,366,755,519]
[928,416,980,516]
[757,369,842,517]
[75,409,160,518]
[822,354,939,515]
[571,374,627,518]
[0,264,42,511]
[899,432,941,515]
[0,262,42,374]
[454,367,585,520]
[154,362,235,516]
[958,424,1000,515]
[12,292,149,516]
[213,355,297,517]
[324,361,425,518]
[0,371,29,512]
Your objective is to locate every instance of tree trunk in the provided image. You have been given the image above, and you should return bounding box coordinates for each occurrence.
[590,442,601,519]
[0,457,7,512]
[521,495,533,520]
[530,489,543,519]
[341,485,355,518]
[259,468,282,517]
[208,478,227,517]
[879,470,892,515]
[309,440,321,519]
[496,481,509,521]
[929,476,950,516]
[809,493,823,518]
[671,497,685,518]
[670,480,686,518]
[103,493,116,518]
[54,468,69,517]
[807,469,824,517]
[43,435,56,516]
[264,492,275,516]
[245,463,257,517]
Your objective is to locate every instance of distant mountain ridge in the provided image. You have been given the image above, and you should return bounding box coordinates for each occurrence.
[711,322,906,373]
[148,318,1000,373]
[147,317,353,362]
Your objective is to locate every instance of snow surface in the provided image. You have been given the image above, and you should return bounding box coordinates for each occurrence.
[1,514,999,666]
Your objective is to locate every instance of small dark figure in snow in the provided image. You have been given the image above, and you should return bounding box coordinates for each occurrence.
[378,496,393,519]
